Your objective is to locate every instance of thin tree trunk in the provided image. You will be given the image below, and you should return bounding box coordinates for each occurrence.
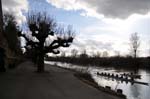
[37,42,45,72]
[0,0,4,46]
[0,0,5,72]
[0,48,6,72]
[134,50,137,58]
[37,52,44,72]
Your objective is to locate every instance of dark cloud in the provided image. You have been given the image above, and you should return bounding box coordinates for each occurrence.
[85,0,150,18]
[47,0,150,19]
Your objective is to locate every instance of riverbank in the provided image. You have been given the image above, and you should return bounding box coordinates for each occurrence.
[74,73,126,99]
[0,61,122,99]
[46,56,150,69]
[45,61,150,99]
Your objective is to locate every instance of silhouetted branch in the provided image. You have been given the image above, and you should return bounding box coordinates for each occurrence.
[18,12,75,72]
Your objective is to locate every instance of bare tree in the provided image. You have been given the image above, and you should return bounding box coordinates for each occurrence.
[129,32,140,58]
[92,51,101,58]
[18,12,75,72]
[102,51,109,57]
[71,49,78,57]
[80,49,88,58]
[114,50,120,57]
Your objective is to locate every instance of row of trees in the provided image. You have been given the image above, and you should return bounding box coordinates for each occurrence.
[46,32,150,69]
[0,13,22,72]
[3,14,22,55]
[47,56,150,68]
[0,0,23,72]
[58,32,141,58]
[60,49,109,58]
[1,12,148,71]
[1,12,144,72]
[0,11,75,72]
[0,0,146,72]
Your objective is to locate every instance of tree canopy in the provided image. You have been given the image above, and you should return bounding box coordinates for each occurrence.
[3,14,21,55]
[18,12,75,72]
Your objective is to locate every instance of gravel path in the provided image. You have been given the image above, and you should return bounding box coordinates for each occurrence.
[0,61,122,99]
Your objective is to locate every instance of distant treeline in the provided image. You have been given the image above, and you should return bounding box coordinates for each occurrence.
[46,56,150,69]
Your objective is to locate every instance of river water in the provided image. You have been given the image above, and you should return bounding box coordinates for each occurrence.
[45,61,150,99]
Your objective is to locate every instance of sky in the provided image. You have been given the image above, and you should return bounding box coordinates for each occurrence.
[2,0,150,57]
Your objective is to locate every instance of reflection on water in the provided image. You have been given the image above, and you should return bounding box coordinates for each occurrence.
[45,61,150,99]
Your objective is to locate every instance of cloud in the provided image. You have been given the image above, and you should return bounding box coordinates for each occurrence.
[2,0,29,24]
[66,36,114,55]
[74,12,150,56]
[57,37,114,56]
[46,0,150,19]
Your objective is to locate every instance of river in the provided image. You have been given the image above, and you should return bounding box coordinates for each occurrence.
[45,61,150,99]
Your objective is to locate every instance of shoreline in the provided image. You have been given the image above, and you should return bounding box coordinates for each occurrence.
[45,63,126,99]
[74,73,126,99]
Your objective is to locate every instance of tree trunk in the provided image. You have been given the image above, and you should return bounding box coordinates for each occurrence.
[0,48,6,72]
[0,0,5,72]
[37,52,44,72]
[0,0,5,47]
[134,49,137,58]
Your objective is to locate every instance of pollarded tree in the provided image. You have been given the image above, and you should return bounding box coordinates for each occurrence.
[129,32,140,58]
[18,12,75,72]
